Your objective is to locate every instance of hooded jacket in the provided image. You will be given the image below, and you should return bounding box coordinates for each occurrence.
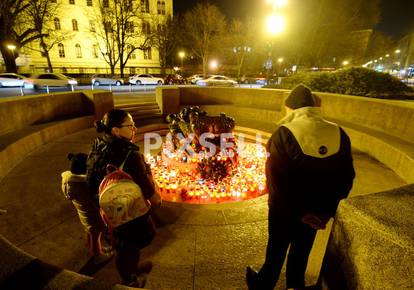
[266,107,355,218]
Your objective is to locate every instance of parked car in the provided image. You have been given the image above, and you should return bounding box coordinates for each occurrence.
[196,75,238,87]
[129,74,163,85]
[91,74,123,86]
[240,74,267,85]
[164,74,186,85]
[0,73,29,88]
[188,74,204,84]
[26,73,78,90]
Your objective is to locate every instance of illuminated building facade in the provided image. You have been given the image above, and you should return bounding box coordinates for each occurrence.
[16,0,172,75]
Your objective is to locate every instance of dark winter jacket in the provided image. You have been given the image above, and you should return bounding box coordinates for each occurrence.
[87,134,155,199]
[86,134,156,247]
[266,107,355,219]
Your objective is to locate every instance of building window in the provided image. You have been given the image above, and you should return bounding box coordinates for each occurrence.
[130,67,136,74]
[75,44,82,58]
[126,21,134,33]
[128,45,136,59]
[157,1,165,15]
[58,43,65,58]
[141,0,149,13]
[86,0,92,6]
[103,0,109,8]
[92,44,99,58]
[54,18,61,30]
[104,21,112,33]
[142,22,150,35]
[72,19,79,31]
[90,20,96,32]
[69,0,75,4]
[143,47,152,60]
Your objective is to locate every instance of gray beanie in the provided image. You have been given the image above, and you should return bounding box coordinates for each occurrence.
[285,84,316,109]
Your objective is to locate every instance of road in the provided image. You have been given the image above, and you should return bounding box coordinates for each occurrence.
[0,83,263,99]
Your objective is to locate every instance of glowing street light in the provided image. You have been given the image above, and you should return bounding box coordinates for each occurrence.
[7,44,16,59]
[266,14,285,36]
[395,49,401,54]
[178,51,185,70]
[266,0,288,8]
[342,60,349,66]
[277,57,284,63]
[209,60,218,70]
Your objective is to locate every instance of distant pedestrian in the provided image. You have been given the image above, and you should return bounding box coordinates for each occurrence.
[86,109,161,287]
[246,84,355,289]
[61,153,113,265]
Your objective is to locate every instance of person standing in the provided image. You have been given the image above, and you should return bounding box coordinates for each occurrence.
[246,84,355,290]
[87,109,161,287]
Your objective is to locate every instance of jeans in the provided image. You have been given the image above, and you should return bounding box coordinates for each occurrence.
[257,209,317,289]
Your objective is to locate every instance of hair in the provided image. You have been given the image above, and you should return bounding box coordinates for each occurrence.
[95,109,130,135]
[67,153,88,174]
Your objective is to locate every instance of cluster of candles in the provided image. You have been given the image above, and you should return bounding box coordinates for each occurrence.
[145,142,268,204]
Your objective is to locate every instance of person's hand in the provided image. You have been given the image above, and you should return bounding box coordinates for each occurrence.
[301,213,330,230]
[148,185,162,209]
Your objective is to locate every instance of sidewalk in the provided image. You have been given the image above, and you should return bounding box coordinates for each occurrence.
[0,127,406,289]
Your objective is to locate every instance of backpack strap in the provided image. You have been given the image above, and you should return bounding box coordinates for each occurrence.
[119,150,132,170]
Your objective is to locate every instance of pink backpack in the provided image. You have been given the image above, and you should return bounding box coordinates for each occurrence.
[99,151,149,228]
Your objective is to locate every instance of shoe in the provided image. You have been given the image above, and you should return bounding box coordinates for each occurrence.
[246,266,259,290]
[127,273,147,288]
[138,260,153,274]
[93,251,114,265]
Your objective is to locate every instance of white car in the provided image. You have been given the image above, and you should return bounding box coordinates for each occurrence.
[91,74,123,86]
[196,75,238,87]
[26,73,78,90]
[0,73,29,87]
[129,74,163,85]
[188,74,204,84]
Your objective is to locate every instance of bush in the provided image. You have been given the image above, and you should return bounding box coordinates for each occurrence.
[265,67,414,99]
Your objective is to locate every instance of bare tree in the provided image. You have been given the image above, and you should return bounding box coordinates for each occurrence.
[0,0,41,72]
[285,0,381,68]
[183,3,226,77]
[93,0,153,77]
[23,0,71,72]
[150,15,179,76]
[221,19,258,78]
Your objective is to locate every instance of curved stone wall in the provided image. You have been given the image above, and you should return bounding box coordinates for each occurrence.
[156,86,414,183]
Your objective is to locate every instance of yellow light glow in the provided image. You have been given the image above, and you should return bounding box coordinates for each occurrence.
[7,44,16,50]
[273,0,288,8]
[395,49,401,54]
[277,58,284,63]
[178,51,185,58]
[210,60,218,70]
[266,14,285,35]
[342,60,349,66]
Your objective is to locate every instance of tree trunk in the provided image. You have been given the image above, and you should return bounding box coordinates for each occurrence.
[0,43,17,73]
[202,56,207,77]
[40,38,53,72]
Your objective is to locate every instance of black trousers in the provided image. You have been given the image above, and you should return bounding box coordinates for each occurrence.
[115,237,141,284]
[257,209,317,289]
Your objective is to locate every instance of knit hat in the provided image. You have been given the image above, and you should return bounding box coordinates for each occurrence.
[67,153,88,175]
[285,84,316,109]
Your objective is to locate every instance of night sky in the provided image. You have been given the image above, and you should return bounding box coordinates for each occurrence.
[174,0,414,40]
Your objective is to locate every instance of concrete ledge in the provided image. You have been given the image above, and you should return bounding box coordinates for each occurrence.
[0,116,94,181]
[0,235,136,290]
[321,184,414,290]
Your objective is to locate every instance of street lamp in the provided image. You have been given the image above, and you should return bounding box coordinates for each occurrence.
[266,14,285,36]
[7,44,16,59]
[209,60,218,71]
[342,60,349,66]
[178,51,185,71]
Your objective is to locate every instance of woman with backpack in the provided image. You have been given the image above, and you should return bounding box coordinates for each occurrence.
[86,109,161,287]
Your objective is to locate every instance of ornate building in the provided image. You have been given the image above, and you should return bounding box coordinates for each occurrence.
[16,0,172,76]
